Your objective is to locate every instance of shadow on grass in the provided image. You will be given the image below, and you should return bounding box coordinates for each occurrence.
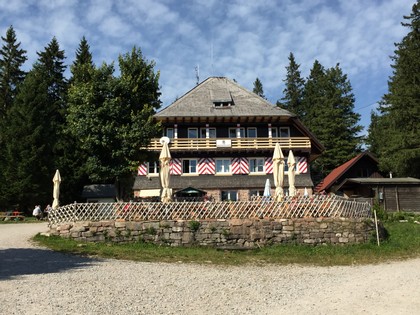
[0,247,101,280]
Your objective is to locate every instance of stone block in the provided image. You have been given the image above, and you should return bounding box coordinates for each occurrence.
[182,232,193,243]
[57,224,71,231]
[283,225,294,231]
[319,223,328,229]
[172,226,183,232]
[171,233,182,240]
[82,231,93,237]
[115,221,126,228]
[100,220,114,227]
[70,225,86,232]
[71,232,81,238]
[230,219,243,226]
[339,237,349,243]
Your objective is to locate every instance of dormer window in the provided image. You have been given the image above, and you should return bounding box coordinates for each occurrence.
[210,86,233,108]
[214,101,233,107]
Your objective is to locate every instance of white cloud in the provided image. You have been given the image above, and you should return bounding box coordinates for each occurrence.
[0,0,415,128]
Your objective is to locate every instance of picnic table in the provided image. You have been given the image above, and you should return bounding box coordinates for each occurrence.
[0,211,25,221]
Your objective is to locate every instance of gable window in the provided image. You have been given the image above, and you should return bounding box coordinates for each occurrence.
[216,159,231,174]
[249,158,264,173]
[182,159,197,174]
[148,161,159,174]
[247,127,257,138]
[166,128,174,138]
[279,127,290,137]
[229,127,245,138]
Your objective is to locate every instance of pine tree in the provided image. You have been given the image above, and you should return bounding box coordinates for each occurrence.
[277,52,305,118]
[70,36,94,84]
[303,61,362,180]
[0,38,67,210]
[252,77,265,99]
[0,25,27,117]
[368,1,420,177]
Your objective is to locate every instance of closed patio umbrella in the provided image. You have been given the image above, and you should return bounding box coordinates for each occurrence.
[272,143,285,201]
[263,178,271,200]
[287,150,296,197]
[52,169,61,209]
[159,141,172,203]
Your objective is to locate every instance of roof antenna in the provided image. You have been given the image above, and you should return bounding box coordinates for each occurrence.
[195,65,199,85]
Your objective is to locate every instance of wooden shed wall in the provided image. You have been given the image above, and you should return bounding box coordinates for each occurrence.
[382,185,420,212]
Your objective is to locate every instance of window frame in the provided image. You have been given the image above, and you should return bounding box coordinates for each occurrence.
[148,161,159,175]
[221,190,238,201]
[215,158,231,174]
[182,159,198,174]
[228,127,245,138]
[279,127,290,138]
[166,128,174,138]
[188,128,198,138]
[271,127,278,138]
[247,127,257,138]
[249,157,265,173]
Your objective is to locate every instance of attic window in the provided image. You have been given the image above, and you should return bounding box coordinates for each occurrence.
[210,87,233,108]
[214,101,233,107]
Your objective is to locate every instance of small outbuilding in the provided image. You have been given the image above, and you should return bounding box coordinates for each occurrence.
[82,184,117,203]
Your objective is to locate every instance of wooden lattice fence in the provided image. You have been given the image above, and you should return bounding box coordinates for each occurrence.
[48,195,371,225]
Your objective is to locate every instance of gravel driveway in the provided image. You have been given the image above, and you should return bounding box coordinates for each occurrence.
[1,223,419,315]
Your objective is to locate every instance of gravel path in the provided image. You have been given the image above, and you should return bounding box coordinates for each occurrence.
[1,223,419,315]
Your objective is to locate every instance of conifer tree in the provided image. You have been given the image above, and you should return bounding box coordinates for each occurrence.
[0,25,27,117]
[252,77,265,99]
[303,61,362,181]
[368,1,420,177]
[1,38,67,210]
[277,52,305,118]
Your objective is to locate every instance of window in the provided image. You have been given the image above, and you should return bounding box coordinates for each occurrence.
[182,159,197,174]
[247,127,257,138]
[166,128,174,138]
[222,191,237,201]
[249,190,264,199]
[216,159,231,173]
[229,127,245,138]
[148,161,159,174]
[271,127,278,138]
[188,128,198,138]
[279,127,290,137]
[200,127,216,138]
[214,102,233,107]
[249,158,264,173]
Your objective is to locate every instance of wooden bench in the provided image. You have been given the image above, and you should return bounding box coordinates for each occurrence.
[0,211,25,221]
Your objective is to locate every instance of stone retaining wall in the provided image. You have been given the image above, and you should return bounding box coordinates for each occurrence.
[49,217,382,247]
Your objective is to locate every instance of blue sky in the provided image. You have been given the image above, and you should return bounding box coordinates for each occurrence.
[0,0,415,134]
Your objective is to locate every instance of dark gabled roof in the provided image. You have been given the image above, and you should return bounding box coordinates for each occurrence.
[82,184,116,198]
[155,77,294,119]
[315,152,378,192]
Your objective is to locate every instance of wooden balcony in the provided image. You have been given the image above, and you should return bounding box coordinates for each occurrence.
[146,137,311,151]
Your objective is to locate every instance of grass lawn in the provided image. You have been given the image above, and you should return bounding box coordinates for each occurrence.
[33,220,420,266]
[0,216,44,224]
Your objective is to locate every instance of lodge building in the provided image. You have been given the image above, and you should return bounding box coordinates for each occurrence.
[133,77,324,201]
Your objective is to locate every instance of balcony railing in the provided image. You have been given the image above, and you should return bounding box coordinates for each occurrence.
[146,137,311,151]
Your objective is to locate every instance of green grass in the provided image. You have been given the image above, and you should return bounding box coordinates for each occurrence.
[33,221,420,266]
[0,217,44,224]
